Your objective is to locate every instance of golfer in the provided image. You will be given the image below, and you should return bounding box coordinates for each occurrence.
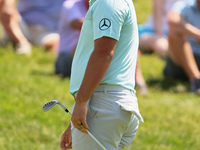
[60,0,144,149]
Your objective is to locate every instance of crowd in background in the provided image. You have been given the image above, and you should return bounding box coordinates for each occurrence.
[0,0,200,95]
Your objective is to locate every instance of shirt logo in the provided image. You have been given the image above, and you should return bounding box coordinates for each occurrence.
[99,18,111,31]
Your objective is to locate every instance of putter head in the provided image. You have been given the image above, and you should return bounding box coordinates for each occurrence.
[42,100,58,111]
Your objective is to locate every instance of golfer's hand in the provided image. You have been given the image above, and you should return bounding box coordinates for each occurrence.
[60,124,72,150]
[71,101,89,134]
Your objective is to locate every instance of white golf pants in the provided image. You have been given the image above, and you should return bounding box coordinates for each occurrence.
[71,84,143,150]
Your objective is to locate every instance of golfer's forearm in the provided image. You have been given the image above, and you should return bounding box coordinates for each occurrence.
[68,123,71,129]
[76,37,117,103]
[76,51,113,103]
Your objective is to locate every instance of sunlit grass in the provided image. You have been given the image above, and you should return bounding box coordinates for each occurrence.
[1,1,200,150]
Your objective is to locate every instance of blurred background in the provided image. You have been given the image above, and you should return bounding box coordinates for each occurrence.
[0,0,200,150]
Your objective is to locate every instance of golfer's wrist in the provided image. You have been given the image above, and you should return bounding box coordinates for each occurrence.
[75,91,89,104]
[75,98,88,105]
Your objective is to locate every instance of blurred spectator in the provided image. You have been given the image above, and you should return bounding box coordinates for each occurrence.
[55,0,89,77]
[139,0,178,58]
[0,0,65,55]
[163,0,200,94]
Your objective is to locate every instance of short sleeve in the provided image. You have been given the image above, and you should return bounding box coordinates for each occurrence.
[92,0,126,41]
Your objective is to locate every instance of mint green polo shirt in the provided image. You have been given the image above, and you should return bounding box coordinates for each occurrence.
[70,0,139,95]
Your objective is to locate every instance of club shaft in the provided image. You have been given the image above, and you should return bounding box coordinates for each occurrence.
[63,108,107,150]
[87,131,107,150]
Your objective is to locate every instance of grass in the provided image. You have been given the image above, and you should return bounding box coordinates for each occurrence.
[0,1,200,150]
[0,45,74,150]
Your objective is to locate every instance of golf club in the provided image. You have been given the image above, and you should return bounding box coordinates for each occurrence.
[43,100,107,150]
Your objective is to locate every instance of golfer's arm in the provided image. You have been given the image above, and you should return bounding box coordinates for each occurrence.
[75,36,117,103]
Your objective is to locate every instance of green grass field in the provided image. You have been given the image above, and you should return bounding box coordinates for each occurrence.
[0,1,200,150]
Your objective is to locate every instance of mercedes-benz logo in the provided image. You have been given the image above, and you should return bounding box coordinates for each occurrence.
[99,18,111,31]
